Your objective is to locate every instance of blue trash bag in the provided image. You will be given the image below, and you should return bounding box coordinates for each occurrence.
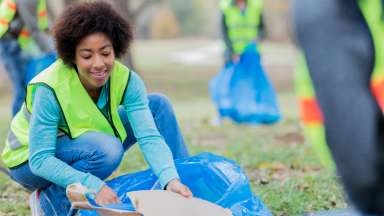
[209,43,281,124]
[80,153,272,216]
[25,52,57,85]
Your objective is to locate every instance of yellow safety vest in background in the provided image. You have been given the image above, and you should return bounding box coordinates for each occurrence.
[295,56,334,170]
[0,0,17,38]
[0,0,48,53]
[1,60,130,168]
[295,0,384,170]
[220,0,263,55]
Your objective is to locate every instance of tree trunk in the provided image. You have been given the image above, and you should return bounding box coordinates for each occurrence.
[110,0,136,70]
[47,0,64,19]
[111,0,158,71]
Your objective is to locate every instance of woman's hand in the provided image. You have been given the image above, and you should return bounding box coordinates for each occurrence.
[232,54,240,63]
[95,185,121,205]
[165,179,193,198]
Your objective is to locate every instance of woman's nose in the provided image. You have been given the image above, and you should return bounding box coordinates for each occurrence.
[93,54,105,69]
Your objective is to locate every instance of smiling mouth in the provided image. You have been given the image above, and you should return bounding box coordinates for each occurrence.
[91,71,107,80]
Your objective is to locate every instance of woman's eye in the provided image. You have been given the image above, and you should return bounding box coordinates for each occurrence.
[102,52,110,56]
[82,55,91,59]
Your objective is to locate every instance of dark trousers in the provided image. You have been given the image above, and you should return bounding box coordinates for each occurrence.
[293,0,384,213]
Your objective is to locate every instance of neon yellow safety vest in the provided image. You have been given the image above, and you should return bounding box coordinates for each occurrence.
[1,60,130,168]
[295,56,334,170]
[295,0,384,170]
[220,0,263,55]
[0,0,17,38]
[0,0,48,53]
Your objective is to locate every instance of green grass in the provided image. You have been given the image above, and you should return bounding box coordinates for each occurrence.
[0,39,347,215]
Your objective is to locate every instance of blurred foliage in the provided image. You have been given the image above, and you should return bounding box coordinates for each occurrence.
[47,0,291,40]
[169,0,219,37]
[263,0,292,41]
[170,0,204,36]
[150,4,180,38]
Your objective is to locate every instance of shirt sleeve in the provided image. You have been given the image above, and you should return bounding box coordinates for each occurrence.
[121,72,179,188]
[15,0,54,52]
[28,85,105,193]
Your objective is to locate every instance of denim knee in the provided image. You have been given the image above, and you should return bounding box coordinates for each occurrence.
[148,93,173,116]
[58,132,124,180]
[89,134,124,178]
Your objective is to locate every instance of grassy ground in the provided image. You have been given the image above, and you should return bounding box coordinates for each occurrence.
[0,39,347,215]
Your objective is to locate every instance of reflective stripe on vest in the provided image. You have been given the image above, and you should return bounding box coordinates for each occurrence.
[220,0,263,54]
[359,0,384,110]
[7,130,22,150]
[17,0,49,53]
[22,105,31,121]
[295,55,334,170]
[1,60,130,168]
[37,0,48,30]
[0,0,17,38]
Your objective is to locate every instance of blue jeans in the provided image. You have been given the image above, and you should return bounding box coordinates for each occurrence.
[9,93,189,215]
[0,38,29,116]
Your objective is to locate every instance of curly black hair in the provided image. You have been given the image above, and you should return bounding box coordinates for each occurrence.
[52,1,133,66]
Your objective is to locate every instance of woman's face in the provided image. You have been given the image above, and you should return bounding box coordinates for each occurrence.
[74,32,115,91]
[236,0,246,5]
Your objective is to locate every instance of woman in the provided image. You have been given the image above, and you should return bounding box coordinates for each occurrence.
[1,1,192,215]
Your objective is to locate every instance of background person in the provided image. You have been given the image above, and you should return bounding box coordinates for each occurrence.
[0,0,54,116]
[220,0,265,64]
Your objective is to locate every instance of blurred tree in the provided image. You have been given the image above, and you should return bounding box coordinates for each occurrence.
[170,0,204,35]
[49,0,292,41]
[166,0,219,38]
[112,0,160,70]
[150,2,180,38]
[263,0,292,41]
[47,0,64,18]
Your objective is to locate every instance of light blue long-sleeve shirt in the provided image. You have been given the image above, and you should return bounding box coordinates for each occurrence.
[28,72,179,192]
